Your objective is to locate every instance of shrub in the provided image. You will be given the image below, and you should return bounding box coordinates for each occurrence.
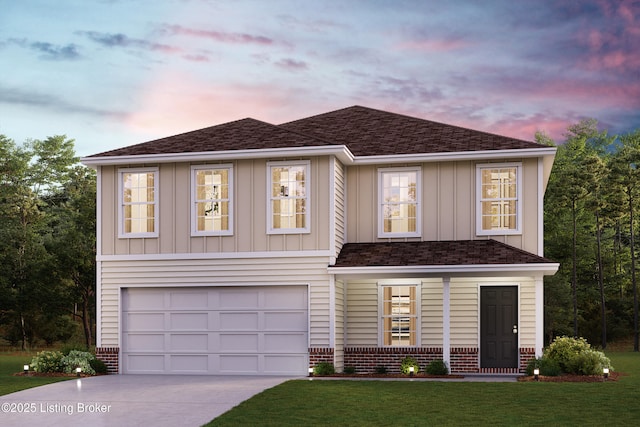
[313,362,335,376]
[375,365,388,374]
[31,350,64,373]
[343,366,356,374]
[543,336,612,375]
[425,359,449,375]
[400,356,420,375]
[525,357,561,376]
[61,350,96,375]
[90,358,109,375]
[60,343,89,356]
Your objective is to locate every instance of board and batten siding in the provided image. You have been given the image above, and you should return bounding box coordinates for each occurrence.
[99,157,333,256]
[344,159,541,254]
[99,256,332,348]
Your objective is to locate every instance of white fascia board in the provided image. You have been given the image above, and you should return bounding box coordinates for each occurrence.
[81,146,354,167]
[351,147,557,165]
[98,250,333,262]
[328,263,560,278]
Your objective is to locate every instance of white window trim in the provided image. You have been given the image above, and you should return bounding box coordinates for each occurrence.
[377,280,421,347]
[117,167,159,239]
[266,160,311,234]
[476,162,522,236]
[377,166,422,238]
[190,164,234,236]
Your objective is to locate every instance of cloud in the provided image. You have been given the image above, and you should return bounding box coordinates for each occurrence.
[157,24,275,45]
[0,85,129,119]
[7,38,81,60]
[275,58,308,71]
[77,31,181,54]
[395,38,469,53]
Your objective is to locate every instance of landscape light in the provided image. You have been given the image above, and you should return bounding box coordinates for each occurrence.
[76,367,82,377]
[533,368,540,381]
[603,367,609,380]
[308,367,314,377]
[409,366,415,377]
[24,364,29,375]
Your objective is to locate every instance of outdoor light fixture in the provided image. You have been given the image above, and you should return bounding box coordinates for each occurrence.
[76,367,82,377]
[603,367,609,380]
[409,366,415,377]
[23,364,29,375]
[308,367,314,377]
[533,368,540,381]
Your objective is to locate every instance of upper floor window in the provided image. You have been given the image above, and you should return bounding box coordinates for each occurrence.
[378,167,421,238]
[380,284,419,347]
[119,167,158,238]
[268,161,310,234]
[191,165,233,236]
[476,163,522,235]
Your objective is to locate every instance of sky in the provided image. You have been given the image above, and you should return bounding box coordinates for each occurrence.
[1,0,639,157]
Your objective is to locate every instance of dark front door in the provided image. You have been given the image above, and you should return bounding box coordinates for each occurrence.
[481,286,518,368]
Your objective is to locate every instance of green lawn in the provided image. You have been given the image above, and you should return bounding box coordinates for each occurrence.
[208,352,640,426]
[0,352,72,396]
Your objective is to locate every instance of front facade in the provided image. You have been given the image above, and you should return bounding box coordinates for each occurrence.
[82,106,558,375]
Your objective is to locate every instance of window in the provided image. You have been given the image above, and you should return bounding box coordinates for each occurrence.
[378,167,421,237]
[191,165,233,236]
[268,161,310,233]
[119,168,158,238]
[381,285,419,346]
[477,163,521,235]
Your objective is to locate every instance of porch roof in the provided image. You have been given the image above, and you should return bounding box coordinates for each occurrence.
[329,240,559,277]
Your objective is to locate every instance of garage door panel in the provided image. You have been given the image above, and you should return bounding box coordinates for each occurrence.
[219,333,259,352]
[170,355,208,372]
[264,311,307,330]
[219,312,259,330]
[125,334,165,351]
[125,313,165,330]
[263,333,307,352]
[122,286,308,375]
[170,312,208,330]
[170,334,209,352]
[169,291,208,309]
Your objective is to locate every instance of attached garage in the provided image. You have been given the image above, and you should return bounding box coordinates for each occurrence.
[121,286,308,375]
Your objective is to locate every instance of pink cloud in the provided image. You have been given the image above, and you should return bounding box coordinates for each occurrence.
[159,24,274,45]
[395,38,468,52]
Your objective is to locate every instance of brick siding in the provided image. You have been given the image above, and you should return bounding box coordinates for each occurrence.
[309,348,334,369]
[95,347,119,374]
[343,347,443,374]
[450,347,479,373]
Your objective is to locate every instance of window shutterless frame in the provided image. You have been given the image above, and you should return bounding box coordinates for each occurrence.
[378,281,421,347]
[118,167,159,238]
[377,166,421,238]
[267,160,311,234]
[191,164,234,236]
[476,162,522,235]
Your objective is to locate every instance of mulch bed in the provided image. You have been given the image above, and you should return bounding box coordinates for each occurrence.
[13,372,96,377]
[517,371,623,382]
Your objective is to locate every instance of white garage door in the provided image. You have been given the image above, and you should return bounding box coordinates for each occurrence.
[121,286,308,375]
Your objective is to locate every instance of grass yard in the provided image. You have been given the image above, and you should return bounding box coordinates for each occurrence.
[0,352,72,396]
[208,352,640,426]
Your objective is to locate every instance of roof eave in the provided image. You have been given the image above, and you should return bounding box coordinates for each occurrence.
[352,147,557,165]
[327,262,560,279]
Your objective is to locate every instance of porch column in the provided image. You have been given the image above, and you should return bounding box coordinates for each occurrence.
[442,276,451,366]
[535,276,544,357]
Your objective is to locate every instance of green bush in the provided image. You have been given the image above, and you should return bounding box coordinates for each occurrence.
[425,359,449,375]
[89,358,108,375]
[313,362,335,376]
[543,336,612,375]
[31,350,64,373]
[525,357,561,376]
[343,366,356,374]
[375,365,388,374]
[60,343,89,356]
[400,356,420,375]
[61,350,96,375]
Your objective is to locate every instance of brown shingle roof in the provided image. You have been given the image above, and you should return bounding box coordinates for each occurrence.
[281,106,546,156]
[88,106,547,158]
[332,240,553,268]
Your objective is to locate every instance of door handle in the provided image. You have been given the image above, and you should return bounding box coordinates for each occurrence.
[512,325,518,334]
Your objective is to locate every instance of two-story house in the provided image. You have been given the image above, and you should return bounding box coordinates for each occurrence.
[81,106,558,376]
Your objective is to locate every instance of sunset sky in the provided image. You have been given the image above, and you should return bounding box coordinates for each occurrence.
[1,0,638,157]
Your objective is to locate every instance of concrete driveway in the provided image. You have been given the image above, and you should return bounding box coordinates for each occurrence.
[0,374,294,427]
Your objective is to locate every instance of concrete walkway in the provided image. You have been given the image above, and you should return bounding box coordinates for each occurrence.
[0,375,294,427]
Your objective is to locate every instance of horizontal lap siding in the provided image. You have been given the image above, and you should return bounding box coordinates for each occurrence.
[334,159,346,257]
[99,256,331,348]
[335,280,345,369]
[519,280,536,348]
[345,281,378,346]
[450,282,478,347]
[421,281,443,346]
